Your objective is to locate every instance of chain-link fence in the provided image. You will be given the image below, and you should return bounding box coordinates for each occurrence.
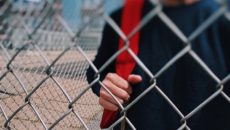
[0,0,229,130]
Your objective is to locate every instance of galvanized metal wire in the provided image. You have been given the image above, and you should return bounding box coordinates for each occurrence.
[0,0,229,130]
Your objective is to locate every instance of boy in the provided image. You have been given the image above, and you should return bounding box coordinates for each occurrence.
[87,0,230,129]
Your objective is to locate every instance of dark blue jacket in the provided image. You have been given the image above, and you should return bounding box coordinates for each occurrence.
[87,0,230,129]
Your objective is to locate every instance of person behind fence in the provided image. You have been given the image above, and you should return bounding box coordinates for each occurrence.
[87,0,230,129]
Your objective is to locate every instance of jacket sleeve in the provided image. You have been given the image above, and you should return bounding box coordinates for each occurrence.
[86,10,121,96]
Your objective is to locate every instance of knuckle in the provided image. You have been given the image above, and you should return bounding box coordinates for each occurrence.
[119,99,124,104]
[121,92,129,100]
[102,79,109,86]
[99,89,104,97]
[112,106,119,111]
[100,90,108,98]
[106,73,115,80]
[123,83,129,90]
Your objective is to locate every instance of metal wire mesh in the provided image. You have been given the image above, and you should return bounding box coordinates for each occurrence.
[0,0,229,130]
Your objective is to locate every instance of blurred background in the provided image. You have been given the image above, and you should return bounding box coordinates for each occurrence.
[13,0,123,31]
[0,0,125,130]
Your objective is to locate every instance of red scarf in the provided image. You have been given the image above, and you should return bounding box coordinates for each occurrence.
[100,0,145,128]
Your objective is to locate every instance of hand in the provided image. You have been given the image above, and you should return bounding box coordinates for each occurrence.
[99,73,142,111]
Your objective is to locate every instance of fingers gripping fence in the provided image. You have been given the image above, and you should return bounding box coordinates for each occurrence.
[0,0,229,130]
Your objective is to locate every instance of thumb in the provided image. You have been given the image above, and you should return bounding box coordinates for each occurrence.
[128,74,142,85]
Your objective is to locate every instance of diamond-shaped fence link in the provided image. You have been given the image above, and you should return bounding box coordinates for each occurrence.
[0,0,229,130]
